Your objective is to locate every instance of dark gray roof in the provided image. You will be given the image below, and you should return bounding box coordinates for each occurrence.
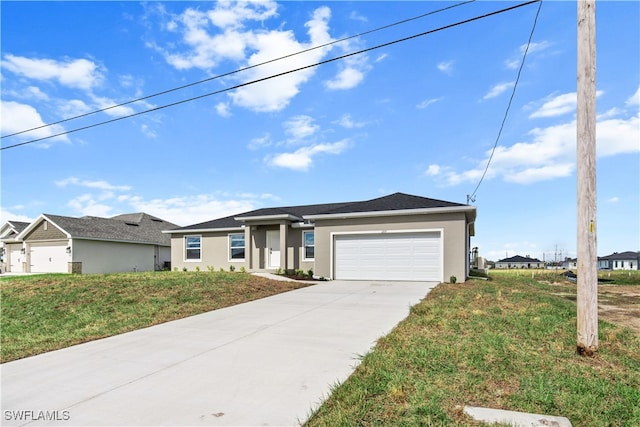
[0,221,30,241]
[43,213,178,246]
[497,255,543,263]
[169,192,470,232]
[601,251,640,261]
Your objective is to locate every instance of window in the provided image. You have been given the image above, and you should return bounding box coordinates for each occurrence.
[185,236,201,261]
[303,231,314,260]
[229,234,245,260]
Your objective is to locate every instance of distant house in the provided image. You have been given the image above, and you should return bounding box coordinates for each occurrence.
[562,258,578,270]
[0,221,30,273]
[600,251,640,271]
[495,255,544,269]
[1,213,179,274]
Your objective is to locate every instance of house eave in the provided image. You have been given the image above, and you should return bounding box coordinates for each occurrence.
[16,214,72,240]
[304,205,476,221]
[234,214,302,222]
[163,226,245,234]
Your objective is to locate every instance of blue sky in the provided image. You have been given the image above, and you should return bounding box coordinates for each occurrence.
[1,1,638,262]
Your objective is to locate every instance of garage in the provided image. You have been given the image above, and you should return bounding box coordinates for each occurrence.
[29,241,69,273]
[334,231,442,281]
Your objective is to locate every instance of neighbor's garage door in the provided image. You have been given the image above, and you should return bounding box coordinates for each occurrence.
[30,242,68,273]
[334,232,442,281]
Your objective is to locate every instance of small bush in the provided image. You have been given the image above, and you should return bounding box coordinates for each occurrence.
[229,265,235,272]
[449,275,457,284]
[207,265,215,273]
[308,269,314,278]
[239,266,246,273]
[182,267,187,272]
[275,268,283,275]
[195,266,200,272]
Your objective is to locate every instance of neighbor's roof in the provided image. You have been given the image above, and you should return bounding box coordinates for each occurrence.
[167,192,474,233]
[497,255,543,263]
[0,221,30,242]
[19,213,178,246]
[601,251,640,261]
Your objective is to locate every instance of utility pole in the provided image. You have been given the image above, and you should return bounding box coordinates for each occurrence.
[576,0,598,356]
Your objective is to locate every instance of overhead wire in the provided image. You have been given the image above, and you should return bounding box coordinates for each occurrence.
[467,0,544,203]
[2,0,475,140]
[1,0,541,151]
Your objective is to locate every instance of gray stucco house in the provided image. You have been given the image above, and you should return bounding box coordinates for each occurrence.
[495,255,544,269]
[1,213,178,274]
[165,192,477,282]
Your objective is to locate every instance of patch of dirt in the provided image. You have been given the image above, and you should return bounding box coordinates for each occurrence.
[598,285,640,334]
[549,283,640,334]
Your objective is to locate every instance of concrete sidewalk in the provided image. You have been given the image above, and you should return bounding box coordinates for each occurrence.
[1,280,437,427]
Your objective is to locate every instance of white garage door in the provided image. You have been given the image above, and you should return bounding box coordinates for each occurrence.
[30,242,68,273]
[334,232,442,281]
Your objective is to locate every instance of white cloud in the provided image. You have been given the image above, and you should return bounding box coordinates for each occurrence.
[141,124,157,138]
[125,194,259,226]
[268,140,349,171]
[429,112,639,186]
[229,7,334,111]
[215,102,232,117]
[67,194,115,218]
[529,92,576,118]
[324,37,370,91]
[505,40,552,69]
[153,3,336,112]
[607,197,620,203]
[437,60,454,74]
[89,94,136,118]
[1,54,104,90]
[0,101,69,146]
[425,164,441,176]
[248,133,272,150]
[283,115,319,140]
[335,114,365,129]
[627,86,640,107]
[417,97,442,109]
[483,81,514,100]
[55,177,132,192]
[0,207,34,225]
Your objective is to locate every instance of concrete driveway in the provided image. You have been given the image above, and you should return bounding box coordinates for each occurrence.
[1,280,437,427]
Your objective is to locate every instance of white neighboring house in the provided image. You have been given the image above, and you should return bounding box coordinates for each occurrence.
[1,213,179,274]
[600,251,640,271]
[0,221,30,273]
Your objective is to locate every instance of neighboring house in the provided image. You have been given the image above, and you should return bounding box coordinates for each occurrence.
[165,192,477,282]
[600,251,640,270]
[495,255,544,269]
[562,258,578,270]
[1,213,178,274]
[0,221,30,273]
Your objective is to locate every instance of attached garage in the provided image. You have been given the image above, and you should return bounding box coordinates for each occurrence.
[29,241,69,273]
[334,231,443,282]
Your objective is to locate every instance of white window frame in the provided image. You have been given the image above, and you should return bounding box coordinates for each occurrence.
[303,230,315,261]
[228,233,245,262]
[184,235,202,262]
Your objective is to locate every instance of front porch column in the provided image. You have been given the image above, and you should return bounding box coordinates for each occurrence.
[244,225,253,270]
[279,222,288,272]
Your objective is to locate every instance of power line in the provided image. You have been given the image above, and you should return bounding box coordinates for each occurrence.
[1,0,541,151]
[468,0,543,202]
[2,0,475,140]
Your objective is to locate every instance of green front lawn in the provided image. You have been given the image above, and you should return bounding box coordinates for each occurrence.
[306,274,640,426]
[0,271,310,363]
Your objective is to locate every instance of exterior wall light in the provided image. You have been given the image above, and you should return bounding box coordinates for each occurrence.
[66,246,72,254]
[20,247,26,255]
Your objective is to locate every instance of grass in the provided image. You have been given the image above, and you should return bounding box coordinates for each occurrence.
[305,273,640,427]
[0,271,310,363]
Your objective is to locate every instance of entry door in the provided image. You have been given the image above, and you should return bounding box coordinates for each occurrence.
[267,230,280,269]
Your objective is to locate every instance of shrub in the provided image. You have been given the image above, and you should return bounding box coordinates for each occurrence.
[206,265,215,273]
[195,266,200,272]
[449,275,457,284]
[307,269,314,278]
[229,265,235,272]
[239,266,246,273]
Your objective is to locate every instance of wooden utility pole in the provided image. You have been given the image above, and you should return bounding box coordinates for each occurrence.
[576,0,598,356]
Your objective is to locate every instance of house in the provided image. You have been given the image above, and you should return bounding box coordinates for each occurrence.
[164,192,477,282]
[495,255,544,269]
[0,221,30,273]
[600,251,640,270]
[1,213,178,274]
[562,258,578,270]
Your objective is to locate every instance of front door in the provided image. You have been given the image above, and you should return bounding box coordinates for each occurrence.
[267,230,280,269]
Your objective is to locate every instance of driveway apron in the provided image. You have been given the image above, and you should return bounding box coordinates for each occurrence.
[1,280,437,426]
